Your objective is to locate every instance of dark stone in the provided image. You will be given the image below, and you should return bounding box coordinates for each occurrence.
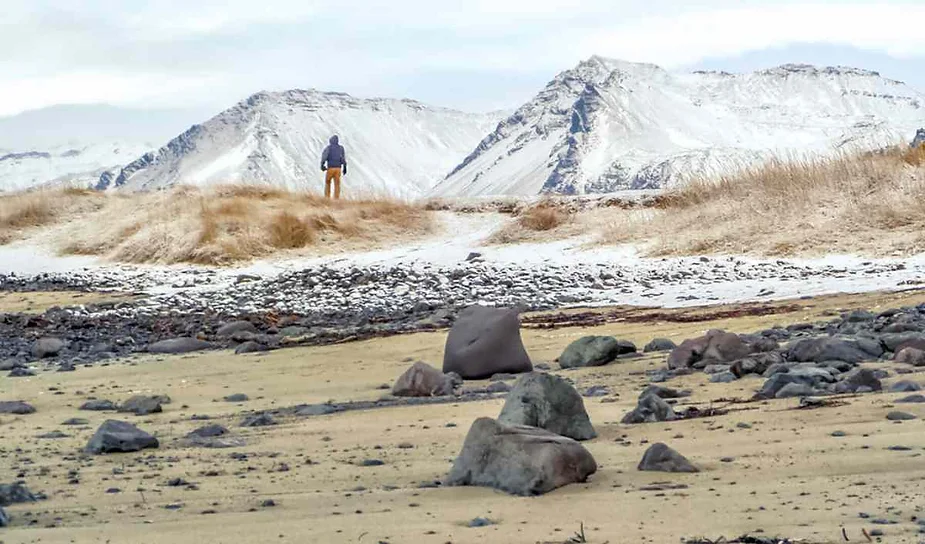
[710,371,738,383]
[446,417,597,496]
[36,431,69,439]
[62,417,89,426]
[756,373,818,399]
[235,341,269,355]
[118,395,164,416]
[0,505,7,527]
[886,411,916,421]
[896,394,925,403]
[0,483,36,506]
[216,321,257,337]
[442,306,532,380]
[644,338,677,353]
[8,367,34,377]
[240,413,276,427]
[775,383,817,399]
[497,372,596,440]
[637,443,699,473]
[148,337,212,354]
[895,347,925,366]
[485,381,511,393]
[558,336,636,368]
[32,337,65,358]
[638,385,691,400]
[730,352,785,378]
[361,459,385,467]
[836,368,883,394]
[0,401,35,415]
[622,394,676,424]
[80,399,117,411]
[85,420,159,454]
[667,330,752,369]
[187,424,228,438]
[788,337,870,364]
[889,380,922,393]
[467,517,494,528]
[223,394,249,402]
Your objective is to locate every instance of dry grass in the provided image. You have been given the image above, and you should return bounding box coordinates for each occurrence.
[0,185,432,265]
[487,198,575,244]
[600,146,925,257]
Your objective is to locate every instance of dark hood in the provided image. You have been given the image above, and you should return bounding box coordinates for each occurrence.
[330,135,339,145]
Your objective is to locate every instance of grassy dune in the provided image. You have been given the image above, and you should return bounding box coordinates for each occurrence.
[0,185,432,265]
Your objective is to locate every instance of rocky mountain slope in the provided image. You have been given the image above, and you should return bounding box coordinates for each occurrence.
[432,57,925,197]
[101,90,501,198]
[0,143,154,193]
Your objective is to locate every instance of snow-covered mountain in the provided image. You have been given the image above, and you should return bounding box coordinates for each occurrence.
[433,57,925,197]
[103,90,502,198]
[0,105,205,192]
[0,143,155,193]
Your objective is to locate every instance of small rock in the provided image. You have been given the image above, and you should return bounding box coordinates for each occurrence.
[62,417,89,426]
[216,321,258,337]
[890,380,922,392]
[0,401,36,415]
[85,420,159,454]
[886,411,916,421]
[896,394,925,403]
[118,395,163,416]
[148,337,212,355]
[638,443,699,473]
[223,394,249,403]
[467,517,494,528]
[235,341,269,355]
[240,413,276,427]
[644,338,677,353]
[36,431,69,439]
[80,399,117,411]
[361,459,385,467]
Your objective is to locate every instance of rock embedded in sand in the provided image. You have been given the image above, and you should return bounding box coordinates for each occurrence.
[446,417,597,496]
[147,337,212,355]
[638,385,691,400]
[216,321,257,337]
[638,443,699,473]
[835,368,883,394]
[118,395,164,416]
[235,341,269,354]
[896,394,925,403]
[894,347,925,366]
[85,420,159,454]
[497,372,596,440]
[667,330,754,370]
[0,483,37,506]
[80,399,117,411]
[223,394,249,402]
[886,411,916,421]
[889,380,922,392]
[787,337,872,364]
[0,401,35,414]
[644,338,677,353]
[621,394,676,424]
[240,412,276,427]
[442,306,532,380]
[391,362,461,397]
[558,336,636,369]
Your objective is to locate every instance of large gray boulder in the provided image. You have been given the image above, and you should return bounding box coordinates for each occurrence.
[392,362,461,397]
[622,394,676,424]
[147,337,212,355]
[834,368,882,394]
[638,443,699,473]
[446,417,597,496]
[0,401,35,415]
[756,372,819,399]
[787,337,870,364]
[31,337,65,359]
[85,420,159,454]
[443,306,532,380]
[558,336,636,369]
[497,372,596,440]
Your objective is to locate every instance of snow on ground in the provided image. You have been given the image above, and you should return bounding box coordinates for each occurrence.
[2,211,925,310]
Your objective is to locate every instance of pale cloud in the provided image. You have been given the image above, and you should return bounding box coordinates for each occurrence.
[0,0,923,116]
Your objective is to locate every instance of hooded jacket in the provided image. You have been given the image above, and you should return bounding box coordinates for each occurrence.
[321,135,347,170]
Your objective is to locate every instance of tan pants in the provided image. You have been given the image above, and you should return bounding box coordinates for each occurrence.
[324,167,342,199]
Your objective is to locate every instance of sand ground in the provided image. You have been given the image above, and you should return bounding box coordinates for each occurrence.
[3,290,925,544]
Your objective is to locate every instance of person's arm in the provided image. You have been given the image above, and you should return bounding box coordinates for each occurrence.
[342,148,347,175]
[320,146,330,171]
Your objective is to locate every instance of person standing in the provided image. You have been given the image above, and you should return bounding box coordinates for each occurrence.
[320,135,347,199]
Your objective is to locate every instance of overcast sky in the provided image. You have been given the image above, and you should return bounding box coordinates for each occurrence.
[2,0,925,117]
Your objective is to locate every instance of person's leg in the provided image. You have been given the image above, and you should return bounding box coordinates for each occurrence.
[324,169,334,198]
[333,168,342,199]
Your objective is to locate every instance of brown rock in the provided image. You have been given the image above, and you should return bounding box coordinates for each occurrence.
[392,362,460,397]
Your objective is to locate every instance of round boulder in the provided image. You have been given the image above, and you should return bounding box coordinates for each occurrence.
[497,372,596,440]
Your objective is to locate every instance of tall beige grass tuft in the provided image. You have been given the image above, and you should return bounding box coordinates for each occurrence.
[487,197,574,244]
[601,147,925,257]
[1,185,432,265]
